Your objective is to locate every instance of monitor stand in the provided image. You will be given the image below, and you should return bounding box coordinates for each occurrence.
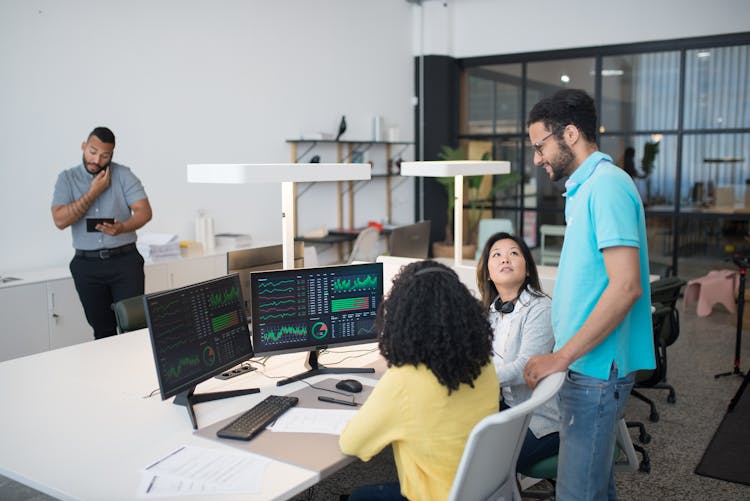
[174,386,260,430]
[276,349,375,386]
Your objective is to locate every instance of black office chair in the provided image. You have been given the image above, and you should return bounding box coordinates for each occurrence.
[627,302,672,459]
[111,295,147,333]
[630,276,686,421]
[649,260,674,279]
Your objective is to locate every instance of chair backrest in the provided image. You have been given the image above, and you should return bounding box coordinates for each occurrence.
[347,227,381,264]
[650,276,685,346]
[636,303,671,386]
[650,276,685,309]
[111,295,147,333]
[449,371,565,501]
[648,261,674,279]
[474,218,515,260]
[389,220,431,259]
[539,224,567,266]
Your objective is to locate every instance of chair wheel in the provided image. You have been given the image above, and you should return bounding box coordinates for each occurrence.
[649,411,659,422]
[640,460,651,473]
[667,394,676,404]
[640,432,651,444]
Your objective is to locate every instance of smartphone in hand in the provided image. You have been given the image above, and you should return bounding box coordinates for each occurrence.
[86,218,115,232]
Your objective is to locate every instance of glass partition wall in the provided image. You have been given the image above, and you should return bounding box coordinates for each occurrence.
[458,34,750,278]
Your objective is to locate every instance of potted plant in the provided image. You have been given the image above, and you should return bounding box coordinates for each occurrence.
[640,140,660,204]
[431,144,520,258]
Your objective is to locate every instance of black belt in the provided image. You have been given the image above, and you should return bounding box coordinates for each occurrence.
[75,243,137,260]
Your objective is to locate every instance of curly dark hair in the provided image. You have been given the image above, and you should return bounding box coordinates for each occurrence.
[376,260,493,393]
[527,89,598,144]
[476,232,545,311]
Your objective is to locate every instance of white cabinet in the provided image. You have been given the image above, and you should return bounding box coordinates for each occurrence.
[0,283,49,362]
[47,278,91,349]
[144,254,226,293]
[144,262,170,294]
[168,254,226,288]
[1,251,230,362]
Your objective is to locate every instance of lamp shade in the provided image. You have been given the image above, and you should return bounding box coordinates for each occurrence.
[400,160,510,177]
[187,163,371,184]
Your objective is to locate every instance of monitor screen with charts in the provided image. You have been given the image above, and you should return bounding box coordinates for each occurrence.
[389,220,431,259]
[144,274,258,428]
[227,242,304,315]
[250,262,384,385]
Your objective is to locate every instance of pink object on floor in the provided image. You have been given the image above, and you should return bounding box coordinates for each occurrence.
[683,269,739,317]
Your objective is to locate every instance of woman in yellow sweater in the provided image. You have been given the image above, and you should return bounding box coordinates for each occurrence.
[339,260,499,501]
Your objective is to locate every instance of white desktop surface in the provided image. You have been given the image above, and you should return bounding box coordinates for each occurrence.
[0,331,371,501]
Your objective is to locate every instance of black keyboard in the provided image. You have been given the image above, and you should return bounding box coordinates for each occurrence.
[216,395,299,441]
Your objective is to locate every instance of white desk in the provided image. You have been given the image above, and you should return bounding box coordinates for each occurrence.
[0,331,381,500]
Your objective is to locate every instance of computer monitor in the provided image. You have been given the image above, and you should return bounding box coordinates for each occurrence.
[389,220,431,259]
[144,274,259,429]
[250,262,384,386]
[227,242,305,315]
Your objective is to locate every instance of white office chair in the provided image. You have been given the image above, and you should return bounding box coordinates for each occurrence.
[347,226,381,264]
[475,218,515,260]
[448,371,565,501]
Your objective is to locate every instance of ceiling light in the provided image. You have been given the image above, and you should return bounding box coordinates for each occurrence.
[560,74,570,83]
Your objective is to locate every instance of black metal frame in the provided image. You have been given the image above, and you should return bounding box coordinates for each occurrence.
[415,31,750,274]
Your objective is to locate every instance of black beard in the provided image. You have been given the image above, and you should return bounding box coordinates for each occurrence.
[548,140,575,182]
[82,154,110,176]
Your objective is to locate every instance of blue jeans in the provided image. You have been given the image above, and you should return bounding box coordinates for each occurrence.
[556,364,634,501]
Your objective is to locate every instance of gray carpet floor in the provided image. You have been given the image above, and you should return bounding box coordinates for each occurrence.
[3,286,750,500]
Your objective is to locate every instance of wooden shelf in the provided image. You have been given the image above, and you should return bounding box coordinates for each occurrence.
[287,139,413,261]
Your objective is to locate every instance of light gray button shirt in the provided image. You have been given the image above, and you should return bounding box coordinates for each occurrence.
[51,162,147,250]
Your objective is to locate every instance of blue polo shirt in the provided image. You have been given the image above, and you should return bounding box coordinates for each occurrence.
[51,162,147,251]
[552,151,655,379]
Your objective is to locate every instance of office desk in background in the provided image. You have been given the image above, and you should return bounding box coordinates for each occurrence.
[0,331,383,501]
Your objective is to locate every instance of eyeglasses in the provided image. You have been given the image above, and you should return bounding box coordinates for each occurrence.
[532,126,565,155]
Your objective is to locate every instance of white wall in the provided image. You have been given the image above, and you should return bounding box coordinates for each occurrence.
[421,0,750,57]
[0,0,416,272]
[4,0,749,273]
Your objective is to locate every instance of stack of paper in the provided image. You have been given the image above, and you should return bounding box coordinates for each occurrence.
[140,445,268,497]
[137,233,180,260]
[214,233,253,249]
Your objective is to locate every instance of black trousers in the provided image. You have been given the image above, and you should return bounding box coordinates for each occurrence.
[70,250,145,339]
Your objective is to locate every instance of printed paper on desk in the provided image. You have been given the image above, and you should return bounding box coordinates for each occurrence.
[266,407,358,435]
[139,444,270,497]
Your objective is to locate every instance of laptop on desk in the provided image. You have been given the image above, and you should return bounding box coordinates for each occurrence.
[389,221,431,259]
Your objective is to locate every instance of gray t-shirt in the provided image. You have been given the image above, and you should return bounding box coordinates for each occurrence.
[51,162,148,250]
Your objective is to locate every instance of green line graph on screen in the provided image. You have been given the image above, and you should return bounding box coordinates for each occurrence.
[147,298,183,320]
[164,354,201,381]
[331,274,378,292]
[258,278,297,294]
[208,285,240,308]
[261,323,308,344]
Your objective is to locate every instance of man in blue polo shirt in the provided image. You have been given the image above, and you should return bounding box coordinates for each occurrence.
[52,127,152,340]
[523,90,654,500]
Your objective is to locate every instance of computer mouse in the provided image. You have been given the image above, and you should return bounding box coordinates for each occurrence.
[335,379,363,393]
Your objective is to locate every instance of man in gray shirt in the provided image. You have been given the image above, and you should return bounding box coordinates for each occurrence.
[52,127,152,339]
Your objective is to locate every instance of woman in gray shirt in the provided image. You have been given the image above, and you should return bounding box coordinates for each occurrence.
[476,231,560,472]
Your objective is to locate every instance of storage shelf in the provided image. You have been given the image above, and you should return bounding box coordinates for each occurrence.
[287,139,413,261]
